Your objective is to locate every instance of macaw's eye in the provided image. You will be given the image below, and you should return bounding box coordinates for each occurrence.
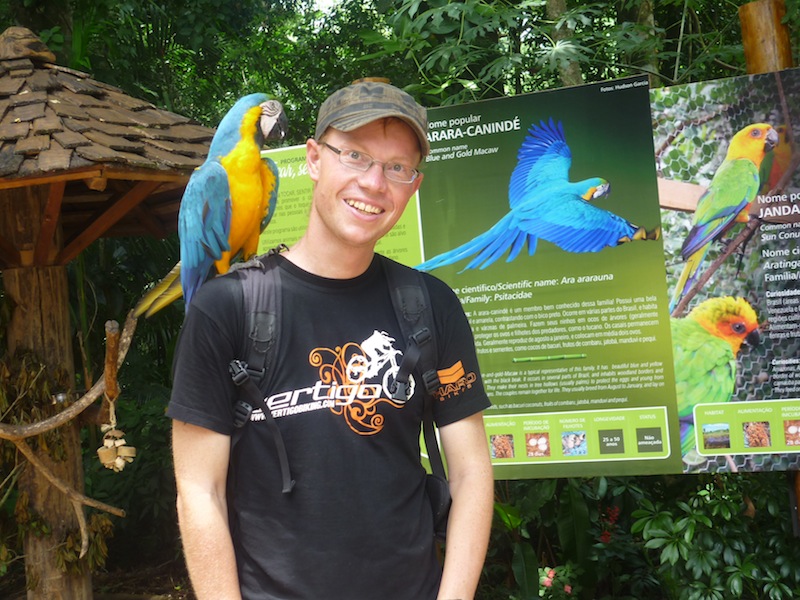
[732,322,747,334]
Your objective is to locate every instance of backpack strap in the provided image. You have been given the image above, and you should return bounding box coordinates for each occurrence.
[380,256,445,479]
[228,247,295,493]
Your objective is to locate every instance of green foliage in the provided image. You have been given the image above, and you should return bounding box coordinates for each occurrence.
[480,474,800,600]
[380,0,800,105]
[631,473,800,600]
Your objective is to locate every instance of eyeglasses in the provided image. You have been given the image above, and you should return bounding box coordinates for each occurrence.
[320,142,420,184]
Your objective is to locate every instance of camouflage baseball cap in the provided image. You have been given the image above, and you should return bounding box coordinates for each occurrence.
[315,79,430,157]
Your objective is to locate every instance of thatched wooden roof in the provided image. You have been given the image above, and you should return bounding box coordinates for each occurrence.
[0,26,215,268]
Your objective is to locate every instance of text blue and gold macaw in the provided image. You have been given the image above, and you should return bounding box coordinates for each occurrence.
[416,119,660,272]
[135,93,288,317]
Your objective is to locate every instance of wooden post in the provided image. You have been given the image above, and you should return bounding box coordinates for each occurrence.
[739,0,794,74]
[0,184,92,599]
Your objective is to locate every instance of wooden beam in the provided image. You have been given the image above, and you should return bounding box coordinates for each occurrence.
[0,167,102,191]
[658,177,704,213]
[56,179,162,265]
[102,167,190,183]
[33,180,66,266]
[0,166,188,191]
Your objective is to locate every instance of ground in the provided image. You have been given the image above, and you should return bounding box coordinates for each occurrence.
[1,559,194,600]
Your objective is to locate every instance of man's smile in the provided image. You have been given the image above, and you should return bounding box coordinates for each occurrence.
[346,198,384,215]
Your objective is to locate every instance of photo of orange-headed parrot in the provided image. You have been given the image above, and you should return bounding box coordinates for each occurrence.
[759,124,793,194]
[669,124,778,313]
[135,93,288,317]
[416,119,660,273]
[671,296,760,466]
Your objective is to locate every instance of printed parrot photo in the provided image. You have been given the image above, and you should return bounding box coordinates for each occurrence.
[671,296,761,467]
[759,124,793,194]
[416,118,660,273]
[135,93,288,317]
[669,123,778,313]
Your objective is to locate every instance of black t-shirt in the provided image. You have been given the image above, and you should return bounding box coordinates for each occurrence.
[168,254,491,600]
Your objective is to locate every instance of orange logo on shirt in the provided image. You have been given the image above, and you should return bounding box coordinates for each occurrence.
[435,361,477,400]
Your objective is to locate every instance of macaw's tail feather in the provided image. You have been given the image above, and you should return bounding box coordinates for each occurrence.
[416,213,519,272]
[133,263,184,318]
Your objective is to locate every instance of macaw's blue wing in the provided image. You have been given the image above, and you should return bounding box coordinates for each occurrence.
[509,119,572,209]
[261,156,280,232]
[512,187,644,253]
[178,161,232,307]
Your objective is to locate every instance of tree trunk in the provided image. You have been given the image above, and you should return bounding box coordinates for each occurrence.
[546,0,584,87]
[0,184,91,599]
[739,0,794,74]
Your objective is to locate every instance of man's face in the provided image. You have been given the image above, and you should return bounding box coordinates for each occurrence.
[305,118,424,252]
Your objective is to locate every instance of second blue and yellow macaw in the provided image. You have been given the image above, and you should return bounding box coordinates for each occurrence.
[671,296,760,466]
[416,119,660,273]
[669,123,778,313]
[135,93,288,317]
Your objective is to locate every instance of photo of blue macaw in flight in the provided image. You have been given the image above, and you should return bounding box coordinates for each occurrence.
[416,119,661,273]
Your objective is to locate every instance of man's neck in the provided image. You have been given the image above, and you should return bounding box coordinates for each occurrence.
[283,235,375,279]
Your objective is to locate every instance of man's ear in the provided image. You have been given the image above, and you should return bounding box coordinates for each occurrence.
[306,138,321,182]
[410,171,423,196]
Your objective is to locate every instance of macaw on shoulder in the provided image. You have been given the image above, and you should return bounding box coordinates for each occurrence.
[416,119,660,273]
[671,296,760,466]
[135,93,288,317]
[669,123,778,313]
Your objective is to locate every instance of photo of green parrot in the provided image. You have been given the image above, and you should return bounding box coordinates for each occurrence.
[669,123,778,313]
[416,118,660,273]
[671,296,761,465]
[135,93,288,317]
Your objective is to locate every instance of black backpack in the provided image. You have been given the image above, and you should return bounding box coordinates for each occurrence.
[225,248,446,496]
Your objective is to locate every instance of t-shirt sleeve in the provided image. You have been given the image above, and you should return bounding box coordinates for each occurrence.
[167,275,245,436]
[423,273,492,427]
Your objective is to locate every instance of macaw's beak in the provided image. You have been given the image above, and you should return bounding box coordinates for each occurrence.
[745,327,761,347]
[260,100,289,142]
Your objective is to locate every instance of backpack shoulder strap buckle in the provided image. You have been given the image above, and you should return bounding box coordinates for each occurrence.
[228,359,250,386]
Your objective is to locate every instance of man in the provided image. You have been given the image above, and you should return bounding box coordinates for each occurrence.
[169,80,494,600]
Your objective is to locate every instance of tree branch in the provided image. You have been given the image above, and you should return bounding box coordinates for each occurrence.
[0,311,140,558]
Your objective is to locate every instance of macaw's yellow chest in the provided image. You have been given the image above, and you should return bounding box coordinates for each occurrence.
[219,139,271,258]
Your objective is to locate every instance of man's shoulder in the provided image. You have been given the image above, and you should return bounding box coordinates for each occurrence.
[189,271,245,316]
[376,254,455,296]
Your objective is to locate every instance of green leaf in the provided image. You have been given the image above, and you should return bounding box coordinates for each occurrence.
[512,541,538,596]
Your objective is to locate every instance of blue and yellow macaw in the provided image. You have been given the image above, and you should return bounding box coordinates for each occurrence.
[135,93,287,317]
[416,119,660,272]
[669,123,778,313]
